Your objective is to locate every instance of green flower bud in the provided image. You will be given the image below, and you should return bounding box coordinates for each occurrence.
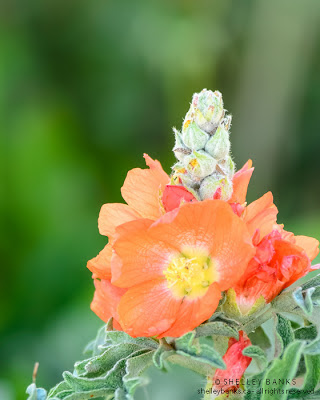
[205,125,230,160]
[171,162,194,187]
[192,89,224,134]
[217,155,235,177]
[199,173,233,201]
[172,128,191,162]
[182,121,209,150]
[184,150,216,180]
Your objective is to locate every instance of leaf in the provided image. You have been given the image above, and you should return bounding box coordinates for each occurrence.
[288,354,320,399]
[104,331,157,349]
[165,353,215,376]
[176,346,226,370]
[244,372,265,400]
[300,272,320,291]
[123,351,154,394]
[293,287,315,316]
[152,340,175,369]
[175,331,198,353]
[242,345,268,371]
[63,389,114,399]
[195,321,239,339]
[83,325,107,357]
[276,314,294,352]
[261,341,305,400]
[303,337,320,355]
[47,381,71,398]
[175,331,226,369]
[83,343,147,377]
[114,388,127,400]
[294,325,317,341]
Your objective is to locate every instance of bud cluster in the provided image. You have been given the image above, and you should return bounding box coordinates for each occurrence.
[172,89,234,201]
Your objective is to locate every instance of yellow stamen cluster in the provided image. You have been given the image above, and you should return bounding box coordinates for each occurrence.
[164,251,216,299]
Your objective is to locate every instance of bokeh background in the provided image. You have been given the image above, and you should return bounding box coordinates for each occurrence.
[2,0,320,398]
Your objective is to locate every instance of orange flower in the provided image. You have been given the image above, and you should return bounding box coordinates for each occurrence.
[213,331,252,392]
[111,200,255,338]
[88,154,169,325]
[233,229,319,313]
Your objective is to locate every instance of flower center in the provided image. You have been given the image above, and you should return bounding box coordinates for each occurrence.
[164,249,217,298]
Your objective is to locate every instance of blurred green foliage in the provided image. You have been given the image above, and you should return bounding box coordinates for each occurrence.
[1,0,320,398]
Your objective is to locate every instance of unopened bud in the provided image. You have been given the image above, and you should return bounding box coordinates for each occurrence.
[170,163,194,187]
[184,150,216,180]
[182,121,209,150]
[217,155,235,177]
[173,128,191,162]
[199,173,233,201]
[205,125,230,160]
[193,89,224,134]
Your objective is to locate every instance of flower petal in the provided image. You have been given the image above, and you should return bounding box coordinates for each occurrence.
[121,154,169,220]
[117,279,181,337]
[158,283,221,338]
[98,203,140,238]
[111,217,177,287]
[244,192,278,239]
[162,185,197,212]
[91,279,126,325]
[229,160,254,204]
[213,331,252,391]
[294,236,319,262]
[87,244,112,279]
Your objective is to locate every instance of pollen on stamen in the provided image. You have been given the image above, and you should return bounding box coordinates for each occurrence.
[164,253,216,298]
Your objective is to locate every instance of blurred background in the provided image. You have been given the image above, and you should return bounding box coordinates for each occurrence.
[1,0,320,398]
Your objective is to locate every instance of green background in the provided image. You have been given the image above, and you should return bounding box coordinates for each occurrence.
[1,0,320,398]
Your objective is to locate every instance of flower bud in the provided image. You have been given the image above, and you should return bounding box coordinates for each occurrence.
[182,121,209,150]
[205,125,230,160]
[192,89,224,134]
[217,155,235,177]
[171,163,195,188]
[184,150,216,180]
[172,128,191,162]
[199,173,233,201]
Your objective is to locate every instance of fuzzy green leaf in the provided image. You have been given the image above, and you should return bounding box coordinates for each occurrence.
[303,337,320,355]
[82,343,147,377]
[195,321,239,339]
[104,331,157,349]
[152,341,175,369]
[293,287,315,316]
[243,345,268,371]
[288,354,320,399]
[294,325,317,341]
[276,314,294,352]
[47,381,71,398]
[123,351,154,394]
[175,330,226,370]
[244,372,265,400]
[261,341,304,400]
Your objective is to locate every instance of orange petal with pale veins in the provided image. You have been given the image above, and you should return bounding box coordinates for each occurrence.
[87,244,112,279]
[98,203,141,238]
[158,283,221,338]
[91,279,126,325]
[117,279,182,337]
[121,154,169,220]
[229,160,254,204]
[294,236,319,262]
[244,192,278,238]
